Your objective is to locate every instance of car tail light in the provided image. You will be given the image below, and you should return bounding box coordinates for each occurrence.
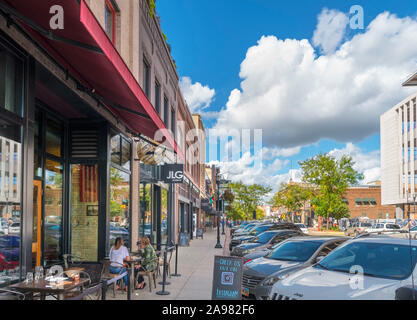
[0,253,5,260]
[244,259,252,264]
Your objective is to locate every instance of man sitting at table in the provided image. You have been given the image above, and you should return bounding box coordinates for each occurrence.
[109,237,130,292]
[134,237,157,290]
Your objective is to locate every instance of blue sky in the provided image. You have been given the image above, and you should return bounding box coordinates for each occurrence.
[157,0,417,190]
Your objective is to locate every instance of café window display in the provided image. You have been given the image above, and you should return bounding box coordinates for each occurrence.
[109,132,131,248]
[0,45,24,286]
[139,183,152,239]
[33,110,66,266]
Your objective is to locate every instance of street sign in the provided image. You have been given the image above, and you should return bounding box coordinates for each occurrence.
[211,255,243,300]
[162,164,184,183]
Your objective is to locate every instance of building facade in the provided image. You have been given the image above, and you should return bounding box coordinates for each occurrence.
[0,0,205,287]
[381,78,417,218]
[344,185,396,220]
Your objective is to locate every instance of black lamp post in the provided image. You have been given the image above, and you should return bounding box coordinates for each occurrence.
[214,176,230,249]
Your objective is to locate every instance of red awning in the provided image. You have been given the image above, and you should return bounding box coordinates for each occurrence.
[2,0,184,161]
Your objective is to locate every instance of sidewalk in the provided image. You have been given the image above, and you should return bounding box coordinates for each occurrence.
[109,228,228,300]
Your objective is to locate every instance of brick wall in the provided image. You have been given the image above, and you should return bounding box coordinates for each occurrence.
[345,187,396,219]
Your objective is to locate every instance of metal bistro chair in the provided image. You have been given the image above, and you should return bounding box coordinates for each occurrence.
[0,288,26,300]
[134,257,158,292]
[101,259,126,298]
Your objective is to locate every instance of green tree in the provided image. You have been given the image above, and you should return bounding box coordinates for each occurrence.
[300,154,362,229]
[227,182,272,221]
[270,183,312,222]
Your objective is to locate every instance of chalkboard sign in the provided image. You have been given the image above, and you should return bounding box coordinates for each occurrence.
[211,255,243,300]
[179,232,190,246]
[196,228,204,239]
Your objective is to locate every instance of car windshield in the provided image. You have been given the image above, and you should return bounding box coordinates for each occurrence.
[251,232,277,244]
[315,242,417,280]
[249,225,270,235]
[296,224,306,228]
[266,240,323,262]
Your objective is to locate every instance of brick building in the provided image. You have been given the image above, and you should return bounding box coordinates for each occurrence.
[344,185,396,220]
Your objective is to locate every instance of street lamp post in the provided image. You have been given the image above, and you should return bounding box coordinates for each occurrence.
[214,176,230,249]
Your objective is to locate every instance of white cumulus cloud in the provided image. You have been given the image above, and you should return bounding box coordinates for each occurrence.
[214,11,417,149]
[312,8,349,54]
[179,76,215,113]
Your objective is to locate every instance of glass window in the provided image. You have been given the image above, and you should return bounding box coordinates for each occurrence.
[45,117,62,158]
[34,110,41,177]
[252,232,276,244]
[105,1,115,43]
[171,109,175,137]
[315,242,417,280]
[164,97,169,126]
[70,164,99,261]
[0,120,22,286]
[155,81,161,114]
[110,133,121,165]
[44,159,63,265]
[110,167,130,249]
[139,183,152,239]
[0,49,23,116]
[266,240,323,262]
[161,188,168,245]
[121,138,131,170]
[143,58,150,97]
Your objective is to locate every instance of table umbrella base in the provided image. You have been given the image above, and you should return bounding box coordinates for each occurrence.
[156,290,170,295]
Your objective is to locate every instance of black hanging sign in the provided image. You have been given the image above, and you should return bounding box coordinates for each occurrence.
[162,164,184,183]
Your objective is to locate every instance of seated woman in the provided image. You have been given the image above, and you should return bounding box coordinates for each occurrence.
[109,237,130,291]
[134,237,157,290]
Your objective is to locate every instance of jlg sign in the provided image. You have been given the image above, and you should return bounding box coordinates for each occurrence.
[162,164,184,183]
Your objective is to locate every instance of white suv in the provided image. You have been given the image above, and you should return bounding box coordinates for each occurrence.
[269,236,417,300]
[366,223,401,233]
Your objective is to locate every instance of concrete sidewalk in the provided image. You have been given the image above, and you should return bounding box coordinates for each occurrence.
[109,228,228,300]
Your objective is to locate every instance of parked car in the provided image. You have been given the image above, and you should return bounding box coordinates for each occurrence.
[232,229,305,258]
[295,223,309,234]
[232,223,260,237]
[344,221,372,236]
[230,223,301,251]
[8,223,20,234]
[110,224,129,245]
[242,236,348,300]
[0,235,19,271]
[270,236,417,300]
[366,223,401,233]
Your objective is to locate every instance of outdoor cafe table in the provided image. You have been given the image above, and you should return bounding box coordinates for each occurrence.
[10,278,90,300]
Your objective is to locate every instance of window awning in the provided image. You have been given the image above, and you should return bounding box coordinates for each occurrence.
[355,198,361,203]
[362,198,369,203]
[2,0,184,162]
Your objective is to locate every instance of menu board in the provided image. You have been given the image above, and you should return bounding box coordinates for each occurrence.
[211,255,243,300]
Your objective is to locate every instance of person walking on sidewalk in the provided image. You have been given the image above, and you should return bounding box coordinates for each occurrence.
[134,237,157,290]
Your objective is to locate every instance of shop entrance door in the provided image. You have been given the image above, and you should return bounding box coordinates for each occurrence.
[32,180,42,267]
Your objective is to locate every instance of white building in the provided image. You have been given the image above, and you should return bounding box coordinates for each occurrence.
[381,89,417,218]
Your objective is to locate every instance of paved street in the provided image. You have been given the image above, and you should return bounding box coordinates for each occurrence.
[109,228,229,300]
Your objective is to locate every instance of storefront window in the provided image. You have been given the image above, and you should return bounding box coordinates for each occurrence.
[139,183,151,239]
[0,49,24,117]
[161,188,168,245]
[110,167,130,248]
[44,159,63,265]
[45,118,62,158]
[110,134,120,164]
[121,138,131,170]
[0,119,22,286]
[70,164,99,261]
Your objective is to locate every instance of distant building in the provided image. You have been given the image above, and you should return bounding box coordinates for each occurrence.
[380,70,417,219]
[344,184,396,220]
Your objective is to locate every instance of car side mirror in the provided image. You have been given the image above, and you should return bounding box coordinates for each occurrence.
[396,286,417,300]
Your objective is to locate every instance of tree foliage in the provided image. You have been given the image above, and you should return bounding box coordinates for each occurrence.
[300,154,362,229]
[226,182,272,221]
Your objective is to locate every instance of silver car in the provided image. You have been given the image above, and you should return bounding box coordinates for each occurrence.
[242,237,348,300]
